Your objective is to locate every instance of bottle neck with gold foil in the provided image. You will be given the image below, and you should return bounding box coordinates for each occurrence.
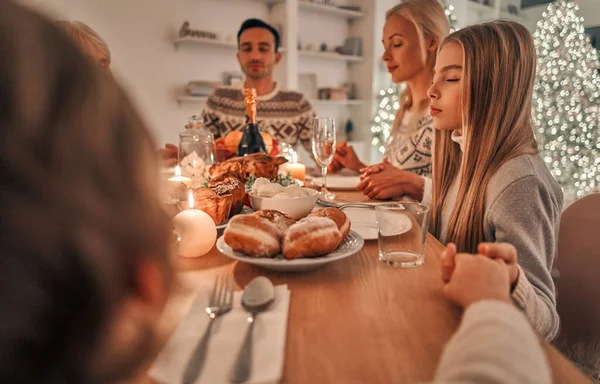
[244,88,257,125]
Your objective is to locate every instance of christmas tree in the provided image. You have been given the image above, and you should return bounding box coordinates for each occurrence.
[371,84,403,156]
[371,0,457,156]
[533,0,600,198]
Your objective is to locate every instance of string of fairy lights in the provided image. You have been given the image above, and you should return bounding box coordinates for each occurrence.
[371,0,600,197]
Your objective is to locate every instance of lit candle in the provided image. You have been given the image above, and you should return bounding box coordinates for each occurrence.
[285,152,306,182]
[168,165,192,187]
[286,162,306,182]
[166,165,192,203]
[173,190,217,257]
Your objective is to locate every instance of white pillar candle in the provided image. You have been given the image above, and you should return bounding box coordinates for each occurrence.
[286,162,306,182]
[173,191,217,257]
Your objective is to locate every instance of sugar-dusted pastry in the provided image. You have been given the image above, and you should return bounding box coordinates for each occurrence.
[223,214,282,258]
[210,177,245,216]
[252,209,296,233]
[189,187,232,225]
[308,207,351,239]
[282,217,342,259]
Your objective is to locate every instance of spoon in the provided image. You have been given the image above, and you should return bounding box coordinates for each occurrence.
[229,276,275,383]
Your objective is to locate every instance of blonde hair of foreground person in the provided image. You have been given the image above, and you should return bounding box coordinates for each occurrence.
[386,0,449,131]
[56,20,111,70]
[0,2,173,382]
[430,21,539,253]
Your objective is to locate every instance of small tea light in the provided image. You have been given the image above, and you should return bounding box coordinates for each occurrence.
[285,153,306,182]
[286,162,306,182]
[168,165,192,187]
[173,190,217,257]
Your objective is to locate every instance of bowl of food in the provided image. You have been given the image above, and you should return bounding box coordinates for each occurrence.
[248,178,318,220]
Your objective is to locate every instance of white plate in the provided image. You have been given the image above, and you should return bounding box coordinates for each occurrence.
[344,208,379,240]
[216,206,253,230]
[216,230,364,272]
[312,175,361,190]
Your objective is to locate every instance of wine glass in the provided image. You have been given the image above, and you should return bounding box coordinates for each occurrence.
[312,117,336,201]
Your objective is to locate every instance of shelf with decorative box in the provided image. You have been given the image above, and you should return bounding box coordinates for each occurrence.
[450,0,529,29]
[298,1,365,19]
[173,36,288,52]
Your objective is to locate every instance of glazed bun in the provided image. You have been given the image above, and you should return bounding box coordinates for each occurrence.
[252,209,296,233]
[308,207,350,239]
[224,214,282,258]
[282,217,342,259]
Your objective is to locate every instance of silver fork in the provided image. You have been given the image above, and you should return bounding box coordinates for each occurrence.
[317,199,382,210]
[182,273,234,384]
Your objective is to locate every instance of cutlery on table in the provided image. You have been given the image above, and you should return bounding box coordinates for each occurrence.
[317,199,383,210]
[182,273,234,384]
[229,277,275,383]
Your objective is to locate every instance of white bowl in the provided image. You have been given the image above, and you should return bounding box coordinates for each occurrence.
[249,188,318,220]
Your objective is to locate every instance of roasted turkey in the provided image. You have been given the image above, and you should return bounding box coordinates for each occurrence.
[209,153,288,183]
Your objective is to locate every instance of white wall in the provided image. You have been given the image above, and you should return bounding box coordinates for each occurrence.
[19,0,285,146]
[20,0,382,153]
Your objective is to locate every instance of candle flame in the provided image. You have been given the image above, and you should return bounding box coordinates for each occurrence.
[291,151,298,164]
[175,165,182,177]
[188,189,195,209]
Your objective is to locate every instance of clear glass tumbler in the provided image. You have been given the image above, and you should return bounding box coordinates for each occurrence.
[375,202,430,268]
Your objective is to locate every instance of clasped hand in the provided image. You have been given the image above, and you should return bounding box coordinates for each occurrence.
[356,159,424,201]
[441,242,520,309]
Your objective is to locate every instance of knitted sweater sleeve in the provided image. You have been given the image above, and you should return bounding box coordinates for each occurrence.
[486,175,560,340]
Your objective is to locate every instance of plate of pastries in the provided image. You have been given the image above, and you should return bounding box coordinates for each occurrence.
[217,207,364,272]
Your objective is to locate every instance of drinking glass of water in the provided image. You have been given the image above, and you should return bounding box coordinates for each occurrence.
[311,117,336,201]
[375,202,430,268]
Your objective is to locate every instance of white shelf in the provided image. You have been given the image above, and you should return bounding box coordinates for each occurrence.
[174,36,287,52]
[245,0,284,4]
[298,1,365,19]
[174,36,236,48]
[467,1,495,14]
[176,95,367,107]
[499,11,528,25]
[299,50,364,62]
[177,95,208,103]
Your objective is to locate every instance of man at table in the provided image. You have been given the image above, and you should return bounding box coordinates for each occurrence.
[202,18,314,151]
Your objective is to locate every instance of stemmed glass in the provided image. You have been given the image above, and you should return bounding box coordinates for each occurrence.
[311,117,336,201]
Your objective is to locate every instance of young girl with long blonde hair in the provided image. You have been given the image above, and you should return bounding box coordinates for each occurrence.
[428,20,563,340]
[331,0,449,191]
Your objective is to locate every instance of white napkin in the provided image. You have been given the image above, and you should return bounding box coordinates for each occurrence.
[150,284,291,384]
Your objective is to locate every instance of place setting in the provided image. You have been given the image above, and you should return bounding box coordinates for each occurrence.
[150,275,291,384]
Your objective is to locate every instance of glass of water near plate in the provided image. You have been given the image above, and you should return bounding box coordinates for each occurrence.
[375,202,430,268]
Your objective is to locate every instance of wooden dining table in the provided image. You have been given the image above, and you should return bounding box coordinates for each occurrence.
[146,190,591,384]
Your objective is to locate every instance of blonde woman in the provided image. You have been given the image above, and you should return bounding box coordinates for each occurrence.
[1,2,172,382]
[331,0,448,192]
[56,20,111,70]
[426,21,562,340]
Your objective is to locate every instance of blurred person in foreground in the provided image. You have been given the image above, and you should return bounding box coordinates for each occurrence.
[56,20,111,71]
[0,2,173,382]
[430,242,552,384]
